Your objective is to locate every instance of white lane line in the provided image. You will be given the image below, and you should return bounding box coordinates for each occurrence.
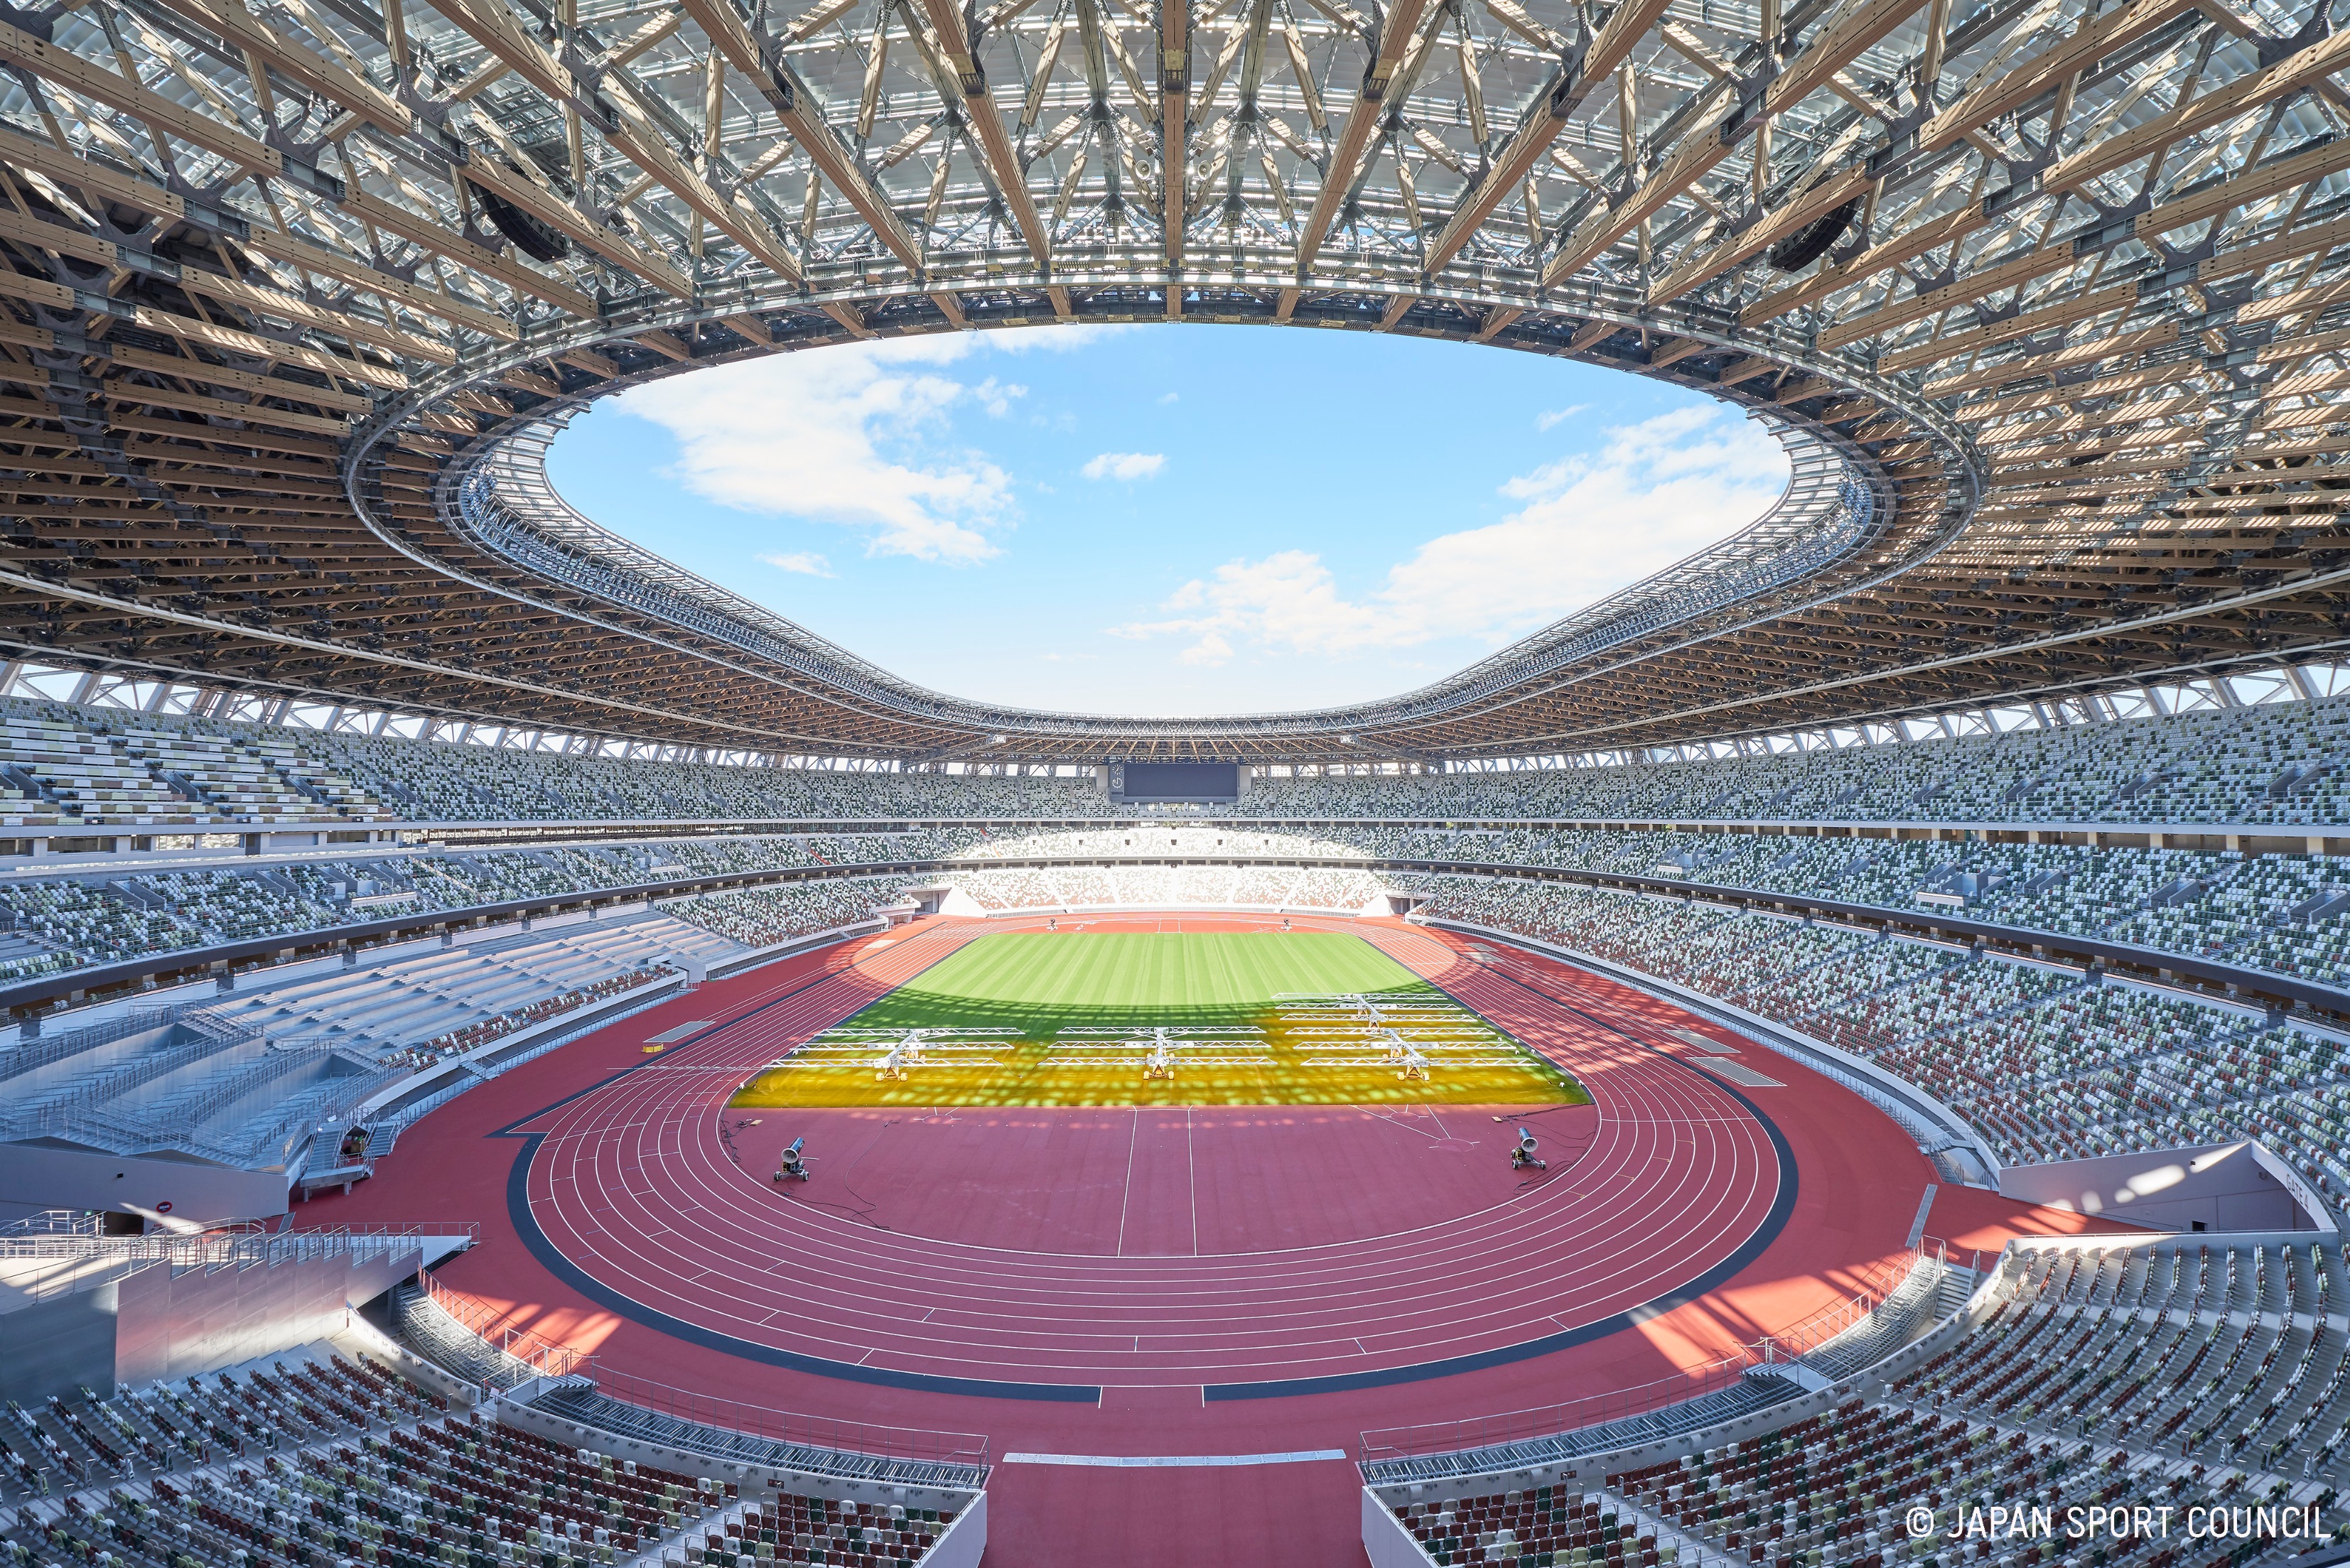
[1186,1106,1200,1258]
[1000,1450,1347,1468]
[1114,1107,1141,1258]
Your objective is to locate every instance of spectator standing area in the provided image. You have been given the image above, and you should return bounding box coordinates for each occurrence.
[299,912,2124,1568]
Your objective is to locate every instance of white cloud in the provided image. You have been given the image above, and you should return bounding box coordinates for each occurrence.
[1111,406,1785,666]
[1535,404,1590,431]
[1158,391,1180,405]
[1082,451,1166,481]
[1112,551,1384,666]
[760,551,834,577]
[610,328,1130,566]
[974,377,1025,418]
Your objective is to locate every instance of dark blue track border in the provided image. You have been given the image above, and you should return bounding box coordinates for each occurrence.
[480,921,1806,1407]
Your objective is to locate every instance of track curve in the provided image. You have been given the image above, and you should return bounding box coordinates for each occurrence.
[500,914,1786,1393]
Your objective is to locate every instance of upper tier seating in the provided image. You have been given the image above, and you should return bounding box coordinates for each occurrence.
[940,863,1382,912]
[9,685,2350,830]
[1246,691,2350,828]
[0,701,399,828]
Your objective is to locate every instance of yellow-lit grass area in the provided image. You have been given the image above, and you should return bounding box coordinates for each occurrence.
[728,931,1588,1108]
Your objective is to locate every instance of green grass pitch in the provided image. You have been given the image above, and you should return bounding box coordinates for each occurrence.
[730,931,1592,1108]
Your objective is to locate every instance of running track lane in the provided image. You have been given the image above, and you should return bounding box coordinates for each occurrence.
[498,914,1785,1394]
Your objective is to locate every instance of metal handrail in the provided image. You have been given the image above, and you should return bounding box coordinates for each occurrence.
[0,1209,103,1236]
[420,1272,590,1378]
[0,1002,200,1081]
[0,1221,478,1265]
[583,1363,991,1469]
[1355,1353,1757,1463]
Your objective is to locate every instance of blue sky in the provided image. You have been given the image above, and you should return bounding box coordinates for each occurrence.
[544,325,1787,716]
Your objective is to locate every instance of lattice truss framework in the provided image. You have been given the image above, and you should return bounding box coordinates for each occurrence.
[0,0,2344,760]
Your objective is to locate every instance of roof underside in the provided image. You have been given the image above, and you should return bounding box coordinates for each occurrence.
[0,0,2341,762]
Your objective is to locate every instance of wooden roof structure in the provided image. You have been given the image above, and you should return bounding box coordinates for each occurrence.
[0,0,2342,761]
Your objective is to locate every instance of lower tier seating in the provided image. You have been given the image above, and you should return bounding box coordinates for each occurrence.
[1374,1238,2347,1568]
[1398,877,2350,1206]
[683,1493,959,1567]
[0,1343,734,1568]
[1394,1486,1662,1568]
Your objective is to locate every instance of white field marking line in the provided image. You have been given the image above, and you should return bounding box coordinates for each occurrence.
[1349,1104,1448,1140]
[573,1142,1777,1373]
[1000,1450,1347,1468]
[1187,1105,1199,1258]
[1114,1106,1141,1258]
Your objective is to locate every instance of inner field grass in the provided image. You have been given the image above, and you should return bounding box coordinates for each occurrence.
[728,931,1592,1108]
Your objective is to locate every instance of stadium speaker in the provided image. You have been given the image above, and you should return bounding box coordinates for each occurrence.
[1766,198,1862,272]
[477,184,573,263]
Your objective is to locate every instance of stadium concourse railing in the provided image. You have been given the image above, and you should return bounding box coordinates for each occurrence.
[414,1273,991,1476]
[1357,1239,1982,1478]
[0,1221,480,1266]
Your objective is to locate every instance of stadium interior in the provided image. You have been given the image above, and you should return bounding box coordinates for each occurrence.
[8,0,2350,1557]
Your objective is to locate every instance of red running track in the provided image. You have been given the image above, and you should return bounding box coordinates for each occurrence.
[308,913,2115,1568]
[505,914,1779,1390]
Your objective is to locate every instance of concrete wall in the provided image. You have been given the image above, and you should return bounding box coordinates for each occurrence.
[114,1252,347,1388]
[0,1240,429,1402]
[0,1142,289,1226]
[1997,1141,2331,1233]
[1363,1486,1430,1568]
[0,1282,121,1402]
[935,885,989,917]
